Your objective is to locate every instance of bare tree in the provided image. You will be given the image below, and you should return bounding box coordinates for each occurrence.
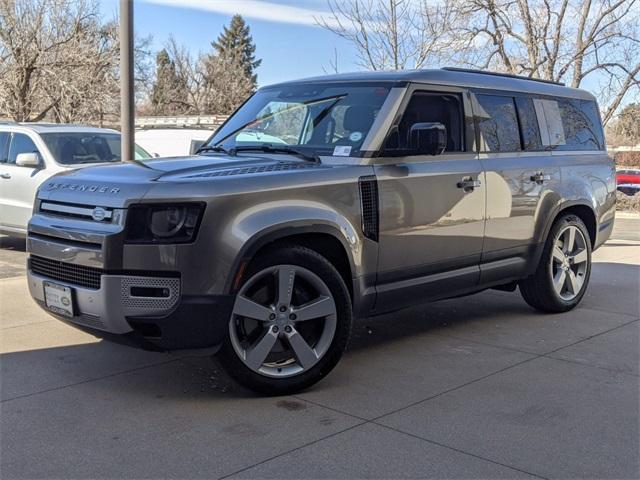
[317,0,463,70]
[158,36,256,116]
[201,53,255,115]
[163,37,208,114]
[607,102,640,145]
[319,0,639,125]
[0,0,152,124]
[455,0,640,124]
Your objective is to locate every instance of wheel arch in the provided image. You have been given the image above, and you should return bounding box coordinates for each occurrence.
[528,200,597,274]
[543,201,597,248]
[224,221,358,298]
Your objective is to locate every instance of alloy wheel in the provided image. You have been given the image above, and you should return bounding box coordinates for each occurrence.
[550,225,589,301]
[229,264,337,378]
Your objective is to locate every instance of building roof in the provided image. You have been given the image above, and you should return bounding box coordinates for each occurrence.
[265,68,594,101]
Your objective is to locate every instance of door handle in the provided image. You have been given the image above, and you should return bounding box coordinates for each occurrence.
[0,173,10,179]
[530,173,551,184]
[457,177,482,192]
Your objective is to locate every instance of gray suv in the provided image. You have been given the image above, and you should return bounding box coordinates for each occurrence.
[26,69,615,394]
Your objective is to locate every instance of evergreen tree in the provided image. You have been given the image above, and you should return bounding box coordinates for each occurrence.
[212,15,261,88]
[150,49,188,115]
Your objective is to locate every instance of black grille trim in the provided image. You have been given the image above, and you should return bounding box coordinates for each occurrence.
[30,256,102,290]
[39,200,114,223]
[359,176,379,242]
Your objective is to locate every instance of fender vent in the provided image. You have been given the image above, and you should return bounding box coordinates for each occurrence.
[359,176,379,241]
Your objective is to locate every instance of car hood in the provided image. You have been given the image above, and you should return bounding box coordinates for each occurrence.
[36,154,324,208]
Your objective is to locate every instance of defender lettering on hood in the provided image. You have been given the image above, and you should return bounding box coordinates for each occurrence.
[44,182,121,194]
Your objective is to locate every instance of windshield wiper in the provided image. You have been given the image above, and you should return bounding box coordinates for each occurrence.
[231,145,320,163]
[196,145,232,155]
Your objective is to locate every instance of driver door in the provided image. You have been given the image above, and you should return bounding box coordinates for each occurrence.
[373,86,485,311]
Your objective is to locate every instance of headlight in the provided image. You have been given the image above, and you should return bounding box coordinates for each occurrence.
[125,203,205,244]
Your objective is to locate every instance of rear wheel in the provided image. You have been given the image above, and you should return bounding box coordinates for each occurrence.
[218,245,352,395]
[519,214,592,312]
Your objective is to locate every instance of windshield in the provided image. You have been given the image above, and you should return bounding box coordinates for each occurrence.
[206,83,393,157]
[40,132,151,165]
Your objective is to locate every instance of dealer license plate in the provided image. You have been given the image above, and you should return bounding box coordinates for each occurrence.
[43,281,74,318]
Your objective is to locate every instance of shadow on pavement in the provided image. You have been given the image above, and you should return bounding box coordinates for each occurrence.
[1,262,638,402]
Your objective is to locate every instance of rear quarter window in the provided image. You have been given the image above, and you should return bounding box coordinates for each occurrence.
[557,98,604,151]
[533,97,604,151]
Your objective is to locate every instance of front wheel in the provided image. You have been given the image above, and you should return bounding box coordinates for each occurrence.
[217,245,352,395]
[519,214,592,313]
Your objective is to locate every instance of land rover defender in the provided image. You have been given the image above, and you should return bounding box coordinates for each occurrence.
[26,69,615,394]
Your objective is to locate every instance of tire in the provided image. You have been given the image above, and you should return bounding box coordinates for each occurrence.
[519,214,592,313]
[217,244,352,395]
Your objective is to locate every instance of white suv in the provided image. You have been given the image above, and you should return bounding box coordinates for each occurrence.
[0,123,150,237]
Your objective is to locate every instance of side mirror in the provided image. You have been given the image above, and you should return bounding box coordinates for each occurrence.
[16,152,41,167]
[408,122,447,155]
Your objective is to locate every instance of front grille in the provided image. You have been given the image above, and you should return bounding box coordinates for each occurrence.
[39,200,114,223]
[30,256,102,290]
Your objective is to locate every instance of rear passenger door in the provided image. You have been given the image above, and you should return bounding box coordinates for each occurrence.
[472,92,561,283]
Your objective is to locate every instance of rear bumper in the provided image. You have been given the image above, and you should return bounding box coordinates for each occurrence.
[27,268,233,350]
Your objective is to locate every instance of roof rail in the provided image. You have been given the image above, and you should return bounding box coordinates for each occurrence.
[442,67,565,86]
[0,120,17,125]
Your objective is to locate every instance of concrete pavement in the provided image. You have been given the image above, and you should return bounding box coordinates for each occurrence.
[1,219,638,479]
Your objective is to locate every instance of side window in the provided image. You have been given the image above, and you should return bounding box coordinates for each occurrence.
[533,98,604,150]
[515,97,542,151]
[7,133,40,165]
[0,132,9,162]
[476,95,521,152]
[557,98,604,151]
[384,92,464,153]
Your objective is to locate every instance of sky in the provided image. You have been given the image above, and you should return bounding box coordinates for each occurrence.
[99,0,361,87]
[97,0,636,112]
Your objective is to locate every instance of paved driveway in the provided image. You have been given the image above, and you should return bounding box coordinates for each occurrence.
[1,219,638,479]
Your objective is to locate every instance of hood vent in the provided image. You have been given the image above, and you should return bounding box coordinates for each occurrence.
[187,162,319,178]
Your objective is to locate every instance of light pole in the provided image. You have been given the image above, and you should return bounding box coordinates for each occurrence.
[120,0,134,162]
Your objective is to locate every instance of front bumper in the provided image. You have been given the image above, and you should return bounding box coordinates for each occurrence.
[28,269,180,334]
[28,267,233,350]
[26,200,235,350]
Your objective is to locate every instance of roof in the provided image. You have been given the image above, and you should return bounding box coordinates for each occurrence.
[265,68,594,101]
[0,122,119,134]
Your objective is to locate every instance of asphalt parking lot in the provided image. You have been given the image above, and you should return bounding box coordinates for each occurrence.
[1,217,638,479]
